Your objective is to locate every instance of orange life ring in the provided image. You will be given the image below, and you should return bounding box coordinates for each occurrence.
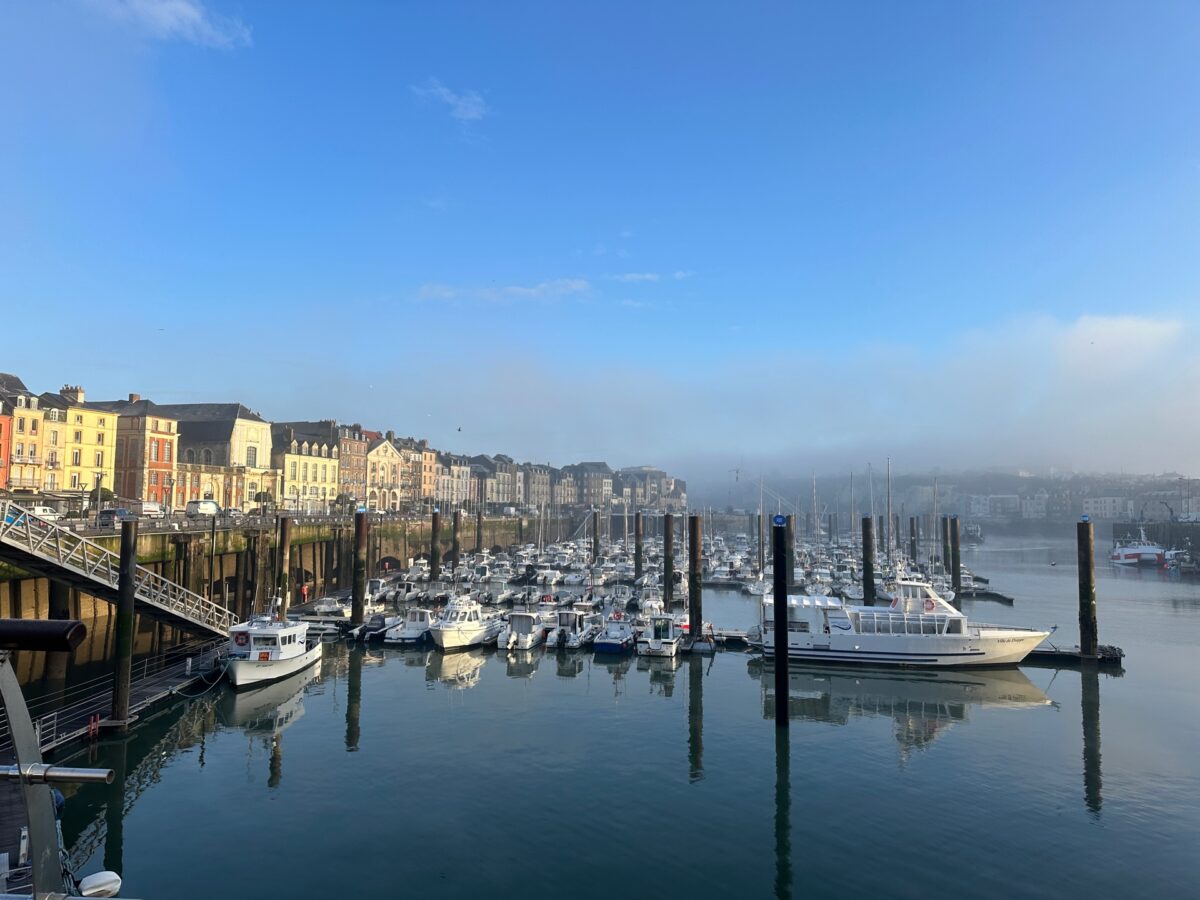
[234,632,248,646]
[923,598,935,612]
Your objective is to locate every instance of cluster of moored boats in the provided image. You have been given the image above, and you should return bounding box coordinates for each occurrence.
[222,531,1053,689]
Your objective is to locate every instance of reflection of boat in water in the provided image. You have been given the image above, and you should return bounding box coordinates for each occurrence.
[637,653,682,696]
[504,647,544,680]
[749,660,1052,754]
[217,664,318,732]
[425,647,488,690]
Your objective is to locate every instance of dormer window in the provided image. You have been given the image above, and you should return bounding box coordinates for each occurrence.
[16,396,26,408]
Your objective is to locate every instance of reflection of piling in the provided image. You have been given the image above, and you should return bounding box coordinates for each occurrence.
[774,728,792,899]
[102,737,128,875]
[634,512,644,580]
[940,516,951,574]
[277,516,292,619]
[352,511,368,625]
[785,515,795,591]
[111,521,138,726]
[862,517,876,606]
[772,520,789,728]
[663,514,675,604]
[451,510,461,573]
[1077,519,1099,656]
[1081,668,1102,815]
[268,733,283,789]
[950,516,962,593]
[687,655,704,782]
[45,581,71,692]
[688,515,703,636]
[346,646,362,752]
[430,510,441,579]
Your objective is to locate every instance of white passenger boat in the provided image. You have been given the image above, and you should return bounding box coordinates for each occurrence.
[227,616,324,688]
[758,581,1048,667]
[636,613,682,658]
[430,596,504,651]
[383,607,436,645]
[498,610,547,651]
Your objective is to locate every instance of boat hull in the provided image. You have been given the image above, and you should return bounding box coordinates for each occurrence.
[229,642,323,689]
[761,629,1048,667]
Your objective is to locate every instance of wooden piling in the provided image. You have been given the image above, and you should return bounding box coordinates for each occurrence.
[451,510,462,573]
[351,511,368,625]
[323,539,334,596]
[785,514,795,591]
[1077,518,1099,657]
[862,516,876,606]
[758,511,765,574]
[950,516,962,593]
[688,514,703,637]
[772,518,789,728]
[111,520,138,727]
[663,513,675,604]
[941,516,951,575]
[277,516,292,619]
[430,510,441,580]
[475,509,484,553]
[634,512,644,580]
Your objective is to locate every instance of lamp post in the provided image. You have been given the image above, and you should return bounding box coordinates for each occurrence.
[93,471,104,526]
[163,475,173,515]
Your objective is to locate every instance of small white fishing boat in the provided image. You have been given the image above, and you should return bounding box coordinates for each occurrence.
[545,606,603,650]
[383,607,437,645]
[430,596,504,651]
[228,616,323,688]
[593,610,636,654]
[499,610,547,651]
[636,613,682,658]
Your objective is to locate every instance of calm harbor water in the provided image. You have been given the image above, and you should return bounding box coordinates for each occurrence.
[54,536,1200,898]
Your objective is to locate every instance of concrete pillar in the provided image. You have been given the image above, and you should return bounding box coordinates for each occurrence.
[111,520,138,726]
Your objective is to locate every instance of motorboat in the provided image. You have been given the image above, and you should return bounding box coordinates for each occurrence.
[350,612,402,642]
[545,607,603,650]
[757,580,1048,667]
[593,610,636,654]
[227,616,324,688]
[383,607,437,645]
[499,610,547,651]
[1110,530,1165,567]
[430,596,504,651]
[636,613,682,658]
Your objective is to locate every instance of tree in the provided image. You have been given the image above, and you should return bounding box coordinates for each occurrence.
[88,485,114,507]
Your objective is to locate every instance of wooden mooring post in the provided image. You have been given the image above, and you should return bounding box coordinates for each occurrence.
[277,516,292,619]
[688,514,704,643]
[109,520,138,729]
[1078,517,1099,657]
[663,514,675,605]
[352,511,368,626]
[430,509,441,579]
[862,516,876,606]
[771,516,789,728]
[634,512,644,580]
[950,516,962,593]
[451,510,462,573]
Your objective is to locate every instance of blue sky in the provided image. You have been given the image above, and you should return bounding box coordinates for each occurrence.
[2,1,1198,483]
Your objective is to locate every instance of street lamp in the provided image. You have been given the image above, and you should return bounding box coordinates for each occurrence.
[93,471,104,527]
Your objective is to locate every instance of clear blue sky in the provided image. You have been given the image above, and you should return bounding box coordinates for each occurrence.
[2,1,1198,482]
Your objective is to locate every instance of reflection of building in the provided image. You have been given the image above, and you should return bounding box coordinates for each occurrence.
[750,661,1050,759]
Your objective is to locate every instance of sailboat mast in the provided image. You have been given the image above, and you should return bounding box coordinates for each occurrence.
[886,457,893,564]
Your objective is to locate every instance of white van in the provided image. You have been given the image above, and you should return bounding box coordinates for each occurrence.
[185,500,222,518]
[133,501,165,519]
[28,505,61,522]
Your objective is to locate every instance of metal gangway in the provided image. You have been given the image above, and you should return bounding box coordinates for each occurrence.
[0,500,236,637]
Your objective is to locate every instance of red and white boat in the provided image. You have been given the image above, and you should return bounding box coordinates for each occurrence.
[1110,530,1165,567]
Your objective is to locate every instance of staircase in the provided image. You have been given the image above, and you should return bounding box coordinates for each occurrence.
[0,500,236,637]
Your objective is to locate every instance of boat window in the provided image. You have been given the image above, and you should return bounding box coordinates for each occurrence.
[946,619,963,634]
[252,636,277,648]
[788,620,809,633]
[653,619,672,639]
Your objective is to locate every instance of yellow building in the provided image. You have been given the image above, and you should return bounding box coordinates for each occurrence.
[272,422,340,514]
[38,386,116,503]
[0,374,46,492]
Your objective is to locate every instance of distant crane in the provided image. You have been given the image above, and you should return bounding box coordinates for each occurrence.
[1161,500,1177,522]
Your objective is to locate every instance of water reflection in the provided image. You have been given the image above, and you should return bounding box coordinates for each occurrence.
[1081,668,1102,817]
[425,647,488,690]
[749,660,1053,757]
[774,728,791,900]
[687,655,703,783]
[503,647,544,680]
[637,654,681,697]
[592,653,633,699]
[346,647,362,752]
[554,652,585,680]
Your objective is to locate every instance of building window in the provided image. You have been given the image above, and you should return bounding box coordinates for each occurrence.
[95,451,103,467]
[74,414,82,424]
[70,473,79,488]
[49,431,57,447]
[29,419,37,435]
[246,446,257,467]
[151,440,159,462]
[98,418,106,427]
[290,462,297,480]
[16,418,24,434]
[150,472,158,486]
[73,430,82,443]
[72,449,81,466]
[185,449,195,464]
[165,441,172,462]
[97,432,105,444]
[203,448,213,465]
[46,475,56,489]
[302,462,308,482]
[322,465,327,481]
[14,442,22,457]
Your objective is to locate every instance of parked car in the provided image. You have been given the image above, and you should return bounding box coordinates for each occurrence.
[185,500,222,518]
[96,508,133,528]
[226,508,244,520]
[27,505,62,522]
[131,500,166,519]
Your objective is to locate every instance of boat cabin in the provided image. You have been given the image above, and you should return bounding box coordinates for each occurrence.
[229,618,309,662]
[647,614,678,641]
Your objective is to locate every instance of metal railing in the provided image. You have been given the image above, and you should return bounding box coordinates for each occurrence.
[0,500,236,636]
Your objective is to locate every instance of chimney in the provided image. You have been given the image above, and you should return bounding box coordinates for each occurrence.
[386,430,395,442]
[128,393,141,403]
[60,384,84,404]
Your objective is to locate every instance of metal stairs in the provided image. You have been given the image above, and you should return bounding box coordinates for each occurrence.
[0,500,236,637]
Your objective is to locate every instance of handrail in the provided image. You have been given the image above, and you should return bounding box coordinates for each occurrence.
[0,500,236,635]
